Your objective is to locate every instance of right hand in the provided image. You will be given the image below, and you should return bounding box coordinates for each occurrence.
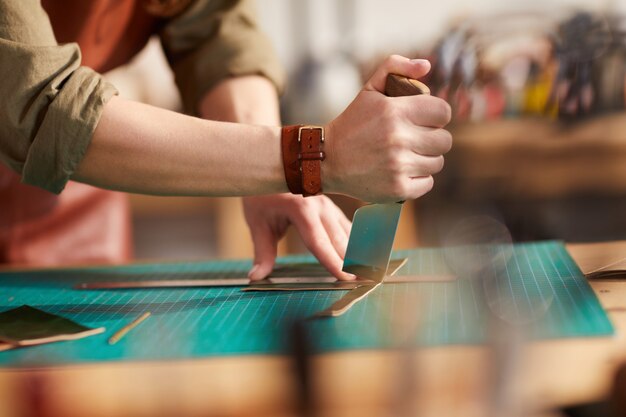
[323,55,453,203]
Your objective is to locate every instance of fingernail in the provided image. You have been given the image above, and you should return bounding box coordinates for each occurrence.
[342,273,357,281]
[248,265,260,280]
[410,58,429,65]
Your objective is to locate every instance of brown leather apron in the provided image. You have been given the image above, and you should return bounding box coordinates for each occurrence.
[0,0,163,266]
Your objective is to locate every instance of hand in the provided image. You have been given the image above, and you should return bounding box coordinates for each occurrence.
[198,76,354,281]
[323,55,453,203]
[243,194,355,281]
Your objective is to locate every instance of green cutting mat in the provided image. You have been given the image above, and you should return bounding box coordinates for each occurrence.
[0,241,613,366]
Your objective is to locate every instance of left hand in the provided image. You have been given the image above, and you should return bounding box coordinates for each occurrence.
[243,194,355,281]
[199,76,354,280]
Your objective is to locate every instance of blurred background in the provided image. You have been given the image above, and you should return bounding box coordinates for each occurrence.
[105,0,626,262]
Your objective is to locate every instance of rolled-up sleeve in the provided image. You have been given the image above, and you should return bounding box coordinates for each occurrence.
[0,0,117,194]
[159,0,286,115]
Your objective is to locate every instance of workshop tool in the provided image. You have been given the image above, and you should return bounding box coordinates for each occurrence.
[342,74,430,280]
[108,312,151,345]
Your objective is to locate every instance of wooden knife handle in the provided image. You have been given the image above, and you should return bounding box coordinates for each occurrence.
[384,74,430,97]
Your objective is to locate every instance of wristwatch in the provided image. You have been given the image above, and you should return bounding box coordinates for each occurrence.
[281,125,325,197]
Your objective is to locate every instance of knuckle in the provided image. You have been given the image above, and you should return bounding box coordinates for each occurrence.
[423,96,451,125]
[441,129,453,153]
[410,95,428,115]
[439,100,453,124]
[433,156,445,173]
[294,203,310,217]
[383,144,405,172]
[380,99,400,121]
[385,54,402,67]
[308,235,326,252]
[412,177,434,199]
[319,195,333,208]
[389,133,406,153]
[380,121,401,147]
[427,175,435,189]
[389,153,406,176]
[422,176,435,195]
[297,216,316,233]
[390,177,408,199]
[333,232,347,246]
[383,119,409,147]
[425,129,453,155]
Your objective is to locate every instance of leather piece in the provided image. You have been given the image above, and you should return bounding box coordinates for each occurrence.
[312,258,408,318]
[0,305,104,349]
[298,127,324,196]
[281,125,304,194]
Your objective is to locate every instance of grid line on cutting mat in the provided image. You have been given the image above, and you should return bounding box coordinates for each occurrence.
[0,241,614,366]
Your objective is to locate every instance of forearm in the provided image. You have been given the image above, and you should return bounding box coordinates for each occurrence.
[73,96,286,196]
[73,57,452,203]
[199,75,281,125]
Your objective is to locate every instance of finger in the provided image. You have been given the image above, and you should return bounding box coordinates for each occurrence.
[405,175,435,200]
[364,55,431,94]
[415,129,453,157]
[320,211,350,259]
[406,154,445,177]
[324,198,352,236]
[335,205,352,236]
[396,95,452,128]
[248,224,278,281]
[293,216,356,281]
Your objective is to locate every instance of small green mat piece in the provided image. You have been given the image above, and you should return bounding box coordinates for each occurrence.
[0,241,613,366]
[0,305,99,344]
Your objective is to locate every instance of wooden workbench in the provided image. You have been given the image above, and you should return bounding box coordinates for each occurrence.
[0,241,625,417]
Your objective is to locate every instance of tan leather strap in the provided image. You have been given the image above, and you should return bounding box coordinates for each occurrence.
[281,125,325,196]
[298,126,325,196]
[281,125,304,195]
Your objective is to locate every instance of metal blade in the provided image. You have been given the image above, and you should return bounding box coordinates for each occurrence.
[342,202,402,281]
[339,75,429,281]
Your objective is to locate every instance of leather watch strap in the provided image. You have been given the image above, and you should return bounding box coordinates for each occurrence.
[281,125,325,196]
[298,126,325,196]
[281,125,304,194]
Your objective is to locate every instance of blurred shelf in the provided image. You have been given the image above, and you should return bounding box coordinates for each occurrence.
[440,113,626,201]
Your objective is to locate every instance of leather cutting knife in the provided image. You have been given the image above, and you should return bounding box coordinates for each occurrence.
[342,74,430,281]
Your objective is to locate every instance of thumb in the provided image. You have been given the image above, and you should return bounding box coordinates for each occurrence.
[364,55,431,93]
[248,225,278,281]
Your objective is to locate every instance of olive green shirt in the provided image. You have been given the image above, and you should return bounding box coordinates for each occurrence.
[0,0,285,194]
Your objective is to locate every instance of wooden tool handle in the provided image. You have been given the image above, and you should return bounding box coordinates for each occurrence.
[384,74,430,97]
